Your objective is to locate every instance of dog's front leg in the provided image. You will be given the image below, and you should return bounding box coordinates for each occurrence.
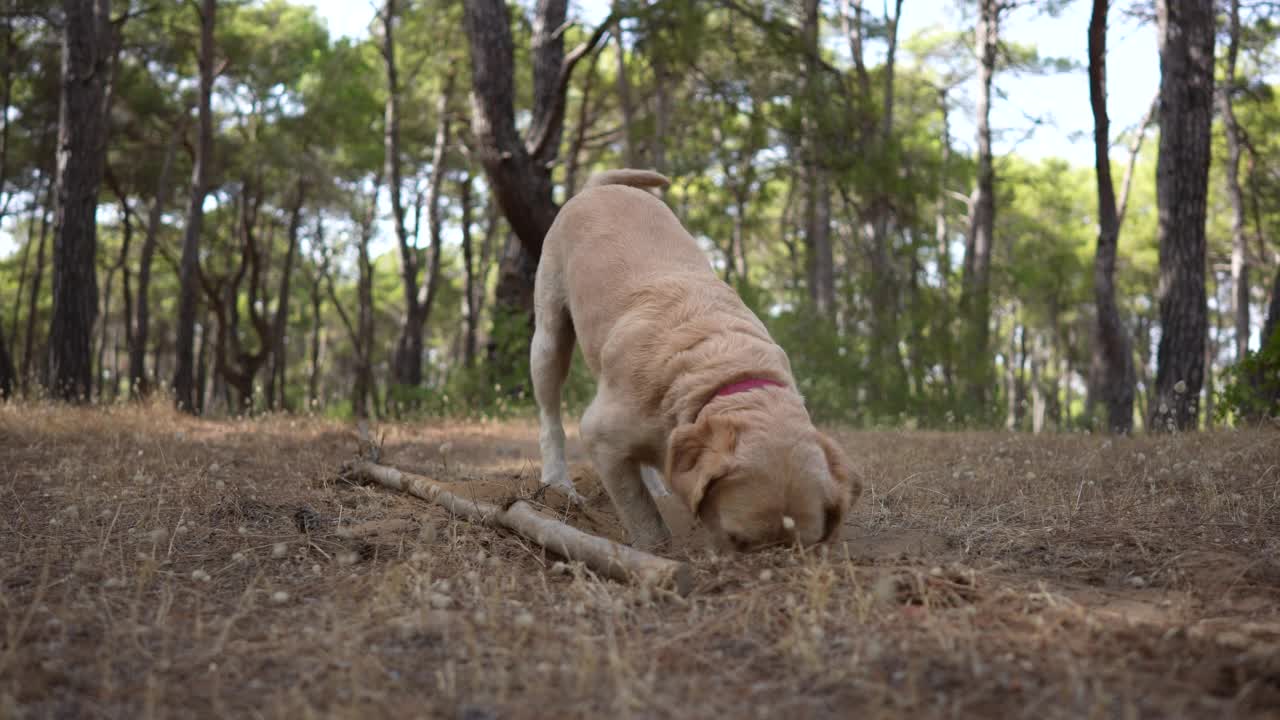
[582,401,671,550]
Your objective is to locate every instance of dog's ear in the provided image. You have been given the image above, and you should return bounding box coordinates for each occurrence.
[816,431,860,517]
[665,416,737,514]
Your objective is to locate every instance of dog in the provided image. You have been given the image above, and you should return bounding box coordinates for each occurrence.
[531,169,859,552]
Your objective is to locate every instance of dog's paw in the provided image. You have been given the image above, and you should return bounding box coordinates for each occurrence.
[540,463,568,487]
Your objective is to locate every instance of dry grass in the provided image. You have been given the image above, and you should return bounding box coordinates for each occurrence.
[1,402,1278,719]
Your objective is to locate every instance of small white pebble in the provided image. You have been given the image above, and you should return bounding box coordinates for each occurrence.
[514,611,535,628]
[238,526,249,536]
[271,591,290,604]
[758,569,774,582]
[550,561,569,575]
[215,480,226,491]
[782,516,796,531]
[191,569,211,583]
[232,552,246,563]
[312,564,322,575]
[1126,575,1147,588]
[429,593,453,610]
[272,542,288,559]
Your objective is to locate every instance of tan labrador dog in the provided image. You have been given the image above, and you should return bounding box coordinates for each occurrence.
[532,169,859,551]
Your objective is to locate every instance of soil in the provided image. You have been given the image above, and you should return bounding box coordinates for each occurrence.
[2,402,1278,718]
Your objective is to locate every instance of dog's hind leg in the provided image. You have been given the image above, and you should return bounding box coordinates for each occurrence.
[531,295,577,499]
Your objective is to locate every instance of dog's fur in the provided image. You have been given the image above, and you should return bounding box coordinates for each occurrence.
[532,169,859,551]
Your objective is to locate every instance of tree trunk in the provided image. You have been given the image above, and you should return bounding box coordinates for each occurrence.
[195,311,210,415]
[1031,332,1046,434]
[1150,0,1215,432]
[308,290,323,411]
[460,172,479,369]
[612,21,640,169]
[390,63,452,394]
[1204,272,1221,428]
[11,174,46,355]
[1087,0,1136,434]
[130,118,181,399]
[97,186,132,400]
[958,0,998,419]
[22,183,53,388]
[801,0,834,318]
[866,0,907,415]
[0,15,14,232]
[47,0,114,402]
[0,320,14,400]
[651,45,671,176]
[382,0,420,392]
[307,218,326,412]
[173,0,216,413]
[355,197,377,419]
[463,0,613,382]
[564,46,600,198]
[324,177,381,419]
[265,179,305,411]
[1220,0,1249,363]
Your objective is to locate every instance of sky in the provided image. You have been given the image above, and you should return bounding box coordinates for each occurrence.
[298,0,1161,163]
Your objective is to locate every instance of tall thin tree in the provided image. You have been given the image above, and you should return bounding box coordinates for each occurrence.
[1220,0,1249,363]
[1150,0,1215,431]
[173,0,217,412]
[959,0,999,417]
[46,0,116,401]
[1087,0,1136,433]
[131,117,182,397]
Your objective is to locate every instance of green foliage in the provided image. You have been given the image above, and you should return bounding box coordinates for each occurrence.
[1217,332,1280,424]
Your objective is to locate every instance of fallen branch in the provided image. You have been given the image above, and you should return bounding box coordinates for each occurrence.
[340,459,694,596]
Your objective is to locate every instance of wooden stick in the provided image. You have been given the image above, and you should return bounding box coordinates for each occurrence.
[341,460,694,596]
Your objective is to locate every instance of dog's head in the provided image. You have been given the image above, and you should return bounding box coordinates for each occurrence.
[664,411,859,552]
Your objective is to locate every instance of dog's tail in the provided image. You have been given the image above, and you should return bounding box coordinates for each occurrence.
[582,169,671,192]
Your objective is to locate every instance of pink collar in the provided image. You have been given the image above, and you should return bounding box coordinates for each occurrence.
[714,377,787,398]
[696,377,787,421]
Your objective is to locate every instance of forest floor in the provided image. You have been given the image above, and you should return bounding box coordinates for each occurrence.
[2,402,1279,719]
